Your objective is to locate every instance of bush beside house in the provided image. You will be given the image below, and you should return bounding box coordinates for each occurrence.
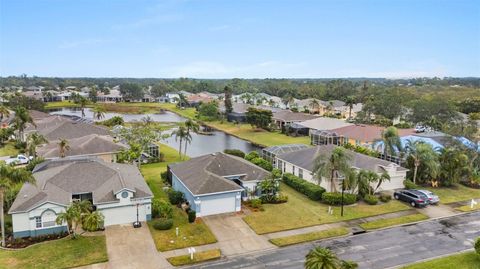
[282,173,325,201]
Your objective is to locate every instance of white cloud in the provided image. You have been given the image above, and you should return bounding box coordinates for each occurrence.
[58,39,106,49]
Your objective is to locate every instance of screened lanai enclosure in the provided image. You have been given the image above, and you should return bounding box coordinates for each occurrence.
[261,144,309,168]
[310,130,346,146]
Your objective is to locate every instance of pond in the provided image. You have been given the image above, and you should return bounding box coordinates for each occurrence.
[49,107,186,123]
[49,107,260,157]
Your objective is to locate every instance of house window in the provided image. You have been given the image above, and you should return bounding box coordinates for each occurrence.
[35,217,42,228]
[277,160,283,170]
[121,191,129,198]
[299,169,303,179]
[292,166,295,175]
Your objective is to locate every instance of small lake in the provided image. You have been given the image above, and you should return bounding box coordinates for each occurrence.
[49,107,186,123]
[49,107,260,157]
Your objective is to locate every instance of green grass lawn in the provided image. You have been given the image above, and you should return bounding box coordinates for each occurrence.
[456,204,480,212]
[166,249,221,266]
[44,101,81,109]
[359,213,428,230]
[140,144,217,251]
[0,142,19,157]
[0,235,108,269]
[269,227,349,247]
[243,184,410,234]
[402,251,480,269]
[426,184,480,204]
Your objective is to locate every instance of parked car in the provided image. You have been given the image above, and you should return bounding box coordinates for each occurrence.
[5,154,33,166]
[414,125,426,133]
[417,190,440,205]
[393,190,429,207]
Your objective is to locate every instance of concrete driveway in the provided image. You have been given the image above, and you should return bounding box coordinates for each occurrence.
[203,214,275,256]
[91,223,171,269]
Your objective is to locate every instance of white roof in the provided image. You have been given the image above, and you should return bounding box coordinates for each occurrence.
[298,117,354,131]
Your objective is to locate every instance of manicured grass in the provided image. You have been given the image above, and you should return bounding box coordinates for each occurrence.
[140,144,216,251]
[243,184,410,234]
[0,235,108,269]
[44,101,81,108]
[269,227,349,247]
[425,184,480,204]
[402,251,480,269]
[359,213,428,230]
[0,142,19,157]
[166,249,221,266]
[456,204,480,212]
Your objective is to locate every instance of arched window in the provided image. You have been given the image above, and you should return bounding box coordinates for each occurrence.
[41,209,57,228]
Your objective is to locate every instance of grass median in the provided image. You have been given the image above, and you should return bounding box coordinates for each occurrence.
[269,227,349,247]
[359,213,428,230]
[402,251,479,269]
[167,249,221,266]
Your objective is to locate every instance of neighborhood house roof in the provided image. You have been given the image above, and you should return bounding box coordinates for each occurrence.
[272,110,319,122]
[277,144,408,174]
[329,125,415,143]
[168,152,270,195]
[9,158,153,213]
[263,144,309,155]
[37,134,126,159]
[298,117,353,131]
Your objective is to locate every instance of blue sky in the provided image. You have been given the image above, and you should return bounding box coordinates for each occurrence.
[1,0,479,78]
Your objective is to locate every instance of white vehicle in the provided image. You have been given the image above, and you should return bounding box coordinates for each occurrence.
[5,154,33,166]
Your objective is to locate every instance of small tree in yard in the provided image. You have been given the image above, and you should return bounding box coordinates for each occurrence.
[245,108,273,130]
[259,176,279,203]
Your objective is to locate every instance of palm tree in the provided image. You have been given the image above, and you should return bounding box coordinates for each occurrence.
[313,147,353,192]
[92,106,106,121]
[268,99,277,107]
[0,165,34,246]
[0,105,10,121]
[82,211,104,232]
[345,96,356,119]
[56,204,80,238]
[183,120,199,159]
[356,170,381,196]
[58,138,70,158]
[173,126,187,159]
[79,97,88,118]
[405,139,439,184]
[374,172,391,193]
[142,116,153,126]
[26,132,48,158]
[13,107,34,142]
[305,246,340,269]
[309,99,320,114]
[378,126,402,157]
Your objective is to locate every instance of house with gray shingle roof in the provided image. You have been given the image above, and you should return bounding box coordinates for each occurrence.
[275,144,407,192]
[168,152,270,216]
[9,157,153,238]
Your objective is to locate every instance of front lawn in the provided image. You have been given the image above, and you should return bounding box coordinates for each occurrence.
[0,235,108,269]
[269,227,349,247]
[402,251,479,269]
[243,184,410,234]
[0,142,19,157]
[359,213,428,230]
[166,249,221,266]
[425,184,480,204]
[140,144,217,251]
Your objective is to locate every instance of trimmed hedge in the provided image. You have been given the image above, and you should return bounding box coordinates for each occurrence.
[245,151,259,161]
[250,157,273,171]
[168,190,185,205]
[364,194,379,205]
[188,210,196,223]
[379,193,392,203]
[404,180,418,190]
[153,219,174,230]
[224,149,245,158]
[475,237,480,255]
[282,173,325,201]
[321,192,357,205]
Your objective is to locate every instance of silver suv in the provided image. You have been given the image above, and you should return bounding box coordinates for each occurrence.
[417,190,440,205]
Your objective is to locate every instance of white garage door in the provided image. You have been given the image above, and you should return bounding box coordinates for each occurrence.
[200,194,237,216]
[100,205,145,226]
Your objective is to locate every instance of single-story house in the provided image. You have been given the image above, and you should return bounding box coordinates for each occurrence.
[157,93,180,103]
[272,110,319,130]
[297,117,353,136]
[9,158,153,238]
[36,134,126,162]
[168,152,270,217]
[275,144,408,192]
[261,144,309,166]
[96,89,123,103]
[186,93,214,107]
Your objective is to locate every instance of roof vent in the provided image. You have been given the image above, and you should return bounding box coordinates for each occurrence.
[211,153,216,156]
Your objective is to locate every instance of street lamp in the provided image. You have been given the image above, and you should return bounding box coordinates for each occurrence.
[340,177,345,217]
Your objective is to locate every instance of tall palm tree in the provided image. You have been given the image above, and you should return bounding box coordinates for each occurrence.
[13,107,34,142]
[26,132,48,158]
[142,116,153,126]
[0,165,34,246]
[79,97,88,118]
[56,204,80,238]
[184,120,199,159]
[405,139,439,184]
[82,211,104,232]
[374,172,391,193]
[0,105,10,121]
[173,126,187,159]
[313,147,353,192]
[345,96,356,119]
[305,246,341,269]
[309,99,320,114]
[92,106,106,121]
[58,138,70,158]
[356,170,380,196]
[378,126,402,157]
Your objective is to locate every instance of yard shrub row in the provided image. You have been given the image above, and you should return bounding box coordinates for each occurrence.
[153,218,174,230]
[223,149,246,158]
[363,194,379,205]
[321,192,357,205]
[282,173,325,201]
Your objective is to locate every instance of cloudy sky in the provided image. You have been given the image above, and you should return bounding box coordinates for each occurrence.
[1,0,479,78]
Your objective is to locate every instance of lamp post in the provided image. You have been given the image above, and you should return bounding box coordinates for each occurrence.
[340,178,345,217]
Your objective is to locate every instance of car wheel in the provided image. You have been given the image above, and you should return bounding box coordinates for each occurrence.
[410,201,416,207]
[394,194,399,200]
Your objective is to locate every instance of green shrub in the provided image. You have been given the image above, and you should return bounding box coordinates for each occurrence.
[245,151,259,161]
[363,194,379,205]
[403,180,418,190]
[250,198,263,209]
[394,122,412,129]
[282,173,325,201]
[188,210,196,223]
[321,192,357,205]
[250,157,273,171]
[379,193,392,203]
[152,199,173,219]
[224,149,245,158]
[276,193,288,203]
[153,218,174,230]
[99,116,124,127]
[271,168,282,179]
[160,171,168,180]
[475,237,480,255]
[168,190,185,205]
[341,260,359,269]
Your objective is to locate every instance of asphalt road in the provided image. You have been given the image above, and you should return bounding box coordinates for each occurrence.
[189,211,480,269]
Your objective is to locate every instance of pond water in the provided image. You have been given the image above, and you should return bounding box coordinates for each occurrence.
[49,107,260,157]
[49,107,186,122]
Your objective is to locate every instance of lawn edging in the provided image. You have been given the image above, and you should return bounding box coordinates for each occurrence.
[269,227,350,247]
[166,248,221,266]
[359,213,429,230]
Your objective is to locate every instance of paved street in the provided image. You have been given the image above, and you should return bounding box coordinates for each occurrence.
[189,211,480,269]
